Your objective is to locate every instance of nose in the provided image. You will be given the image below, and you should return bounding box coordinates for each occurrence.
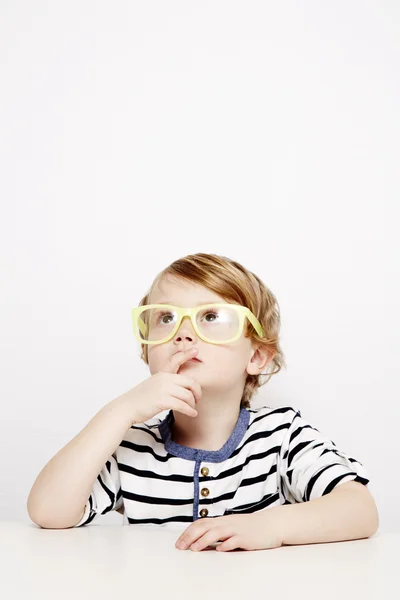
[174,315,197,343]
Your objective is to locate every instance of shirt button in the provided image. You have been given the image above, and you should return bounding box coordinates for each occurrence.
[200,508,209,517]
[201,487,210,497]
[201,467,209,476]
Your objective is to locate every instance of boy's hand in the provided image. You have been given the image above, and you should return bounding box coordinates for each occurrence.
[117,348,202,425]
[175,511,284,552]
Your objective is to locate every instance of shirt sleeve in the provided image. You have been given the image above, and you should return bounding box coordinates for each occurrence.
[73,451,123,527]
[278,408,370,503]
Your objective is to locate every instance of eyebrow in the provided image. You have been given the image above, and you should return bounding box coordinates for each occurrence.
[152,300,223,306]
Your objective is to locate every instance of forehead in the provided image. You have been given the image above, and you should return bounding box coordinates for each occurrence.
[150,276,225,306]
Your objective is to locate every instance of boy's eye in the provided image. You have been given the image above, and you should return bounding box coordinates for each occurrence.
[202,311,218,322]
[158,311,174,324]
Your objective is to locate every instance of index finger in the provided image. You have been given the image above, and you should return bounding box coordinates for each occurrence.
[164,348,199,374]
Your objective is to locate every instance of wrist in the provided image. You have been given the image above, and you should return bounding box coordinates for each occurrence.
[259,505,288,545]
[107,395,136,428]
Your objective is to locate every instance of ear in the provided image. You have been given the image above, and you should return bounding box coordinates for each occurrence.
[246,345,274,376]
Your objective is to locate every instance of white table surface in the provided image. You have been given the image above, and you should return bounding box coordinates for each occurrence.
[1,521,398,600]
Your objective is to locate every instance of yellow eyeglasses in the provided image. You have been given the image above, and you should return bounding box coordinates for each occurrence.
[131,303,264,345]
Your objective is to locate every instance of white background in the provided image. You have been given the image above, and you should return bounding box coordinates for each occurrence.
[1,1,399,532]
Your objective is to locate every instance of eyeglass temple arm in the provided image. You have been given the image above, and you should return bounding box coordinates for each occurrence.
[245,310,264,337]
[136,312,147,337]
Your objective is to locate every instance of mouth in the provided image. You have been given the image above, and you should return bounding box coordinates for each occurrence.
[189,358,201,362]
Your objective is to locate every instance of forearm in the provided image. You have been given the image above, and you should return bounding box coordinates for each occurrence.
[270,483,379,546]
[27,395,132,529]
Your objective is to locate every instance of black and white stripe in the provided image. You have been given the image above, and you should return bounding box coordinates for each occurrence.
[74,405,370,528]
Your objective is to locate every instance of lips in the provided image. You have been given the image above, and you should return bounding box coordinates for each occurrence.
[189,358,201,362]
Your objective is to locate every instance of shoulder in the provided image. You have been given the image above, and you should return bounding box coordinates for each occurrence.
[246,404,301,432]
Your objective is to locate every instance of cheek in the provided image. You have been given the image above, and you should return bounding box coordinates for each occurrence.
[147,347,166,374]
[205,349,245,372]
[209,348,251,376]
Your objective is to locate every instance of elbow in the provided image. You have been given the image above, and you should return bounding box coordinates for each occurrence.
[27,505,81,530]
[28,515,78,530]
[365,487,380,536]
[359,488,380,538]
[367,503,380,537]
[333,482,380,539]
[27,493,86,529]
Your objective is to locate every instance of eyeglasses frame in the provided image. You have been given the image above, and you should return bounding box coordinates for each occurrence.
[131,303,264,345]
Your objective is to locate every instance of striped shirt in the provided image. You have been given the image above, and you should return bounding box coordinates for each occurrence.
[74,405,370,529]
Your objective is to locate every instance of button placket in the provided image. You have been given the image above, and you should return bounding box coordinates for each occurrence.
[199,465,211,517]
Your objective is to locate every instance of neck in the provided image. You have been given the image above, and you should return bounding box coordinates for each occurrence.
[170,391,243,451]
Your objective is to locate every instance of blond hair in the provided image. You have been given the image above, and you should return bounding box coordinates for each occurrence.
[137,253,286,408]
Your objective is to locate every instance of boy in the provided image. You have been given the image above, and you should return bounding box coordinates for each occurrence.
[27,253,379,551]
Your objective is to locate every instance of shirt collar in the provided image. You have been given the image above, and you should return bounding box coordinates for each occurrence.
[159,407,250,463]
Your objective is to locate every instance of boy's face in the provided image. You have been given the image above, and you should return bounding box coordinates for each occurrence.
[146,276,268,392]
